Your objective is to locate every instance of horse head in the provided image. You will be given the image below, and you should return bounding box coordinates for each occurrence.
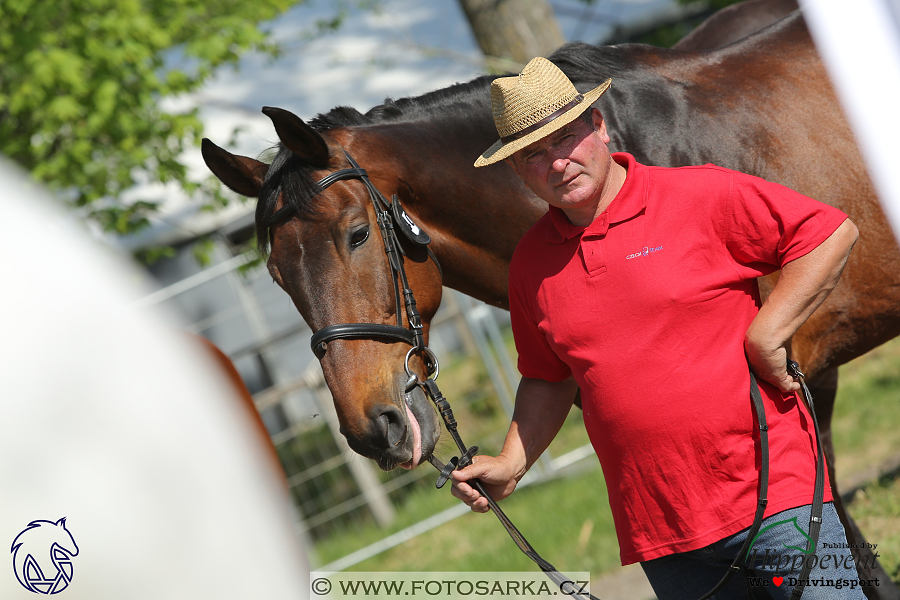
[54,518,78,557]
[12,518,79,558]
[201,107,443,470]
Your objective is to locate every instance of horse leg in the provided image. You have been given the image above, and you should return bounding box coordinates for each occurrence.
[809,368,899,600]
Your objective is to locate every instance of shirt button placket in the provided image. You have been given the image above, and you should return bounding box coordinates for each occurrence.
[583,237,607,276]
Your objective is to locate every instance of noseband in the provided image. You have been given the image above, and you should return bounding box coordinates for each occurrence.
[265,150,441,384]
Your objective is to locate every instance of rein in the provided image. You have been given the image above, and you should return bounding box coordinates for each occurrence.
[695,361,823,600]
[420,378,600,600]
[269,151,824,600]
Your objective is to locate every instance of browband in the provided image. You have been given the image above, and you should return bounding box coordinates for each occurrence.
[266,167,368,228]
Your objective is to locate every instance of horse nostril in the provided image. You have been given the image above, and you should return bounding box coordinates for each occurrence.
[375,406,407,447]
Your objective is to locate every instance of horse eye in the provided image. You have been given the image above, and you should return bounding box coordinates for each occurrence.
[349,226,370,249]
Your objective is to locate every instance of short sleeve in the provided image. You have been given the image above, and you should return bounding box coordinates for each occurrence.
[724,172,848,273]
[509,249,572,382]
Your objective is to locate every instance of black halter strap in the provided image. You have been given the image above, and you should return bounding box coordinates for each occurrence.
[265,150,439,367]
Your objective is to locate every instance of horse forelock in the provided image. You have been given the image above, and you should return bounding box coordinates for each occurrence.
[255,144,323,253]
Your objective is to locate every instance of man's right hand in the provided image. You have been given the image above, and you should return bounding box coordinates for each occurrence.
[449,376,579,513]
[450,454,525,513]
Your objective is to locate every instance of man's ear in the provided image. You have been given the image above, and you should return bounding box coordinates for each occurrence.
[504,156,521,177]
[591,108,611,144]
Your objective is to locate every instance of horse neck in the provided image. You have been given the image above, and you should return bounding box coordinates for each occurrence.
[341,122,545,310]
[591,11,814,174]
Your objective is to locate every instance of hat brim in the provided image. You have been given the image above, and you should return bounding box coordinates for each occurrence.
[474,78,611,168]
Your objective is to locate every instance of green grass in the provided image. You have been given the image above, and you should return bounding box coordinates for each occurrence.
[831,337,900,481]
[315,463,619,575]
[850,475,900,581]
[311,334,900,585]
[834,336,900,581]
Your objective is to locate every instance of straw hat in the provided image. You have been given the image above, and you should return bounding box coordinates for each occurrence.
[475,57,611,167]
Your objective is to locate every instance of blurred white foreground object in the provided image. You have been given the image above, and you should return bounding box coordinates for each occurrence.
[801,0,900,241]
[0,157,309,599]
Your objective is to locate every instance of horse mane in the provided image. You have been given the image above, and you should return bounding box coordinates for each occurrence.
[307,106,369,129]
[308,74,499,131]
[255,75,498,251]
[547,42,640,87]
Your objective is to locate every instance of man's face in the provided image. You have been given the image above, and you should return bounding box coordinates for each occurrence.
[507,109,613,213]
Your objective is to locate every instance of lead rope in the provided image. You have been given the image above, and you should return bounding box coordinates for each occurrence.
[787,360,826,600]
[416,378,600,600]
[417,360,823,600]
[697,360,824,600]
[697,368,770,599]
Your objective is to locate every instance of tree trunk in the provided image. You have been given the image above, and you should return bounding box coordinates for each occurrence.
[458,0,566,69]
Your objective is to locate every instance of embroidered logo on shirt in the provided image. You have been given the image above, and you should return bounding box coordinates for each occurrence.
[625,246,663,260]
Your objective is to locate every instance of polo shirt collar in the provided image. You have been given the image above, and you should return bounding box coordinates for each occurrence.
[546,152,645,243]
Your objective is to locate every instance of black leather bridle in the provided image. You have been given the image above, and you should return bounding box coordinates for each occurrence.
[264,150,599,599]
[265,150,441,386]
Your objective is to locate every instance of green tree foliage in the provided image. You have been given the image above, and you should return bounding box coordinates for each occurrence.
[0,0,296,235]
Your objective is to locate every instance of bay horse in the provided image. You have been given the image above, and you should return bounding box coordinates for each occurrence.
[202,11,900,596]
[673,0,798,51]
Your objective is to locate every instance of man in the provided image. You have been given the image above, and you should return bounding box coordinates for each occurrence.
[452,57,863,599]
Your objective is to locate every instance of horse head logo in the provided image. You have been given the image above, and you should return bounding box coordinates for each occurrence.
[746,516,815,561]
[11,518,79,594]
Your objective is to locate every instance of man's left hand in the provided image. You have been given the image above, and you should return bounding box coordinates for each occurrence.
[744,338,799,392]
[744,218,858,392]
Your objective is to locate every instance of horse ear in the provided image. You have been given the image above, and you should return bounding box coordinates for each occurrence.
[261,106,330,167]
[201,138,267,198]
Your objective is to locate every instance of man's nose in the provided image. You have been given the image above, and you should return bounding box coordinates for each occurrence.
[550,156,569,173]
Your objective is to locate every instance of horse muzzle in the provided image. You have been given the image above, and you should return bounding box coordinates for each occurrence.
[341,379,439,471]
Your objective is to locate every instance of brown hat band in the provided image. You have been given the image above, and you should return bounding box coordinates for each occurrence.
[499,94,585,144]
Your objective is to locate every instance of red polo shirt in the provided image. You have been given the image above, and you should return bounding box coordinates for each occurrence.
[509,153,845,564]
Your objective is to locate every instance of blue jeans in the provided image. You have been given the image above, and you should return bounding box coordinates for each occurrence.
[641,503,871,599]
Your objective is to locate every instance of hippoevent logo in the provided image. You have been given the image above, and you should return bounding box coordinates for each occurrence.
[743,517,882,591]
[11,518,79,594]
